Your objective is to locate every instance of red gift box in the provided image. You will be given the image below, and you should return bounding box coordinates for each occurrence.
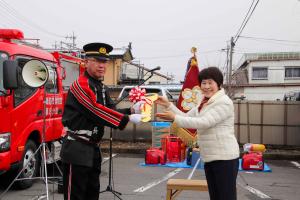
[161,136,186,162]
[242,152,264,171]
[145,147,166,165]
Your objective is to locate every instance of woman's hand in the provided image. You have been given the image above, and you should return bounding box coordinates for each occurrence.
[155,96,171,108]
[156,111,175,121]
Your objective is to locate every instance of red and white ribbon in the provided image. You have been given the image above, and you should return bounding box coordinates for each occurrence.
[129,87,146,103]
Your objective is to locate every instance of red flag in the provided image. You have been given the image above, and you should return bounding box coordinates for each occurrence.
[172,53,202,145]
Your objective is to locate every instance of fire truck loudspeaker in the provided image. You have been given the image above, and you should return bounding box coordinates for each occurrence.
[22,59,49,88]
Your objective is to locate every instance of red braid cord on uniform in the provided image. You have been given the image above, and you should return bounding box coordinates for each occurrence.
[70,76,124,127]
[73,80,122,124]
[71,81,120,127]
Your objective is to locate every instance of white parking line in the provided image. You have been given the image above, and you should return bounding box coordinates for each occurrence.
[30,194,47,200]
[244,186,271,199]
[238,181,271,199]
[133,168,183,193]
[291,161,300,169]
[102,153,116,164]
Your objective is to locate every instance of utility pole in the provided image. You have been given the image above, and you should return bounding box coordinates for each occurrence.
[72,31,76,49]
[223,46,229,85]
[52,41,58,49]
[65,32,77,50]
[228,37,235,97]
[50,32,80,52]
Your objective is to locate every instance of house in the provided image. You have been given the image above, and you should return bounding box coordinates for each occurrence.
[103,45,134,86]
[231,52,300,100]
[102,43,172,86]
[118,61,172,85]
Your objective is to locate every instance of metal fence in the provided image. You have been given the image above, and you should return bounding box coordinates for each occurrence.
[234,100,300,145]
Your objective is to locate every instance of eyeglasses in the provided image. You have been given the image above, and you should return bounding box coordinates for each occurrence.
[87,58,108,64]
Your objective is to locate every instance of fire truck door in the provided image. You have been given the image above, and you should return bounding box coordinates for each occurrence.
[44,63,64,140]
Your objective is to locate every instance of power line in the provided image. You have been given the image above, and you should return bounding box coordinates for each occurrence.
[138,54,190,60]
[0,2,38,34]
[0,1,78,49]
[0,1,60,45]
[0,0,65,38]
[138,49,222,60]
[239,35,300,44]
[0,9,48,47]
[234,0,256,41]
[110,36,228,44]
[234,0,260,44]
[227,0,260,97]
[216,50,223,67]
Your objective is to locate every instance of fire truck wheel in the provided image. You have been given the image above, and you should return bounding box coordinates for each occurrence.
[17,140,41,189]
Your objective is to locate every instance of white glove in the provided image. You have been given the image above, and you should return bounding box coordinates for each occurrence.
[131,101,144,114]
[129,114,143,124]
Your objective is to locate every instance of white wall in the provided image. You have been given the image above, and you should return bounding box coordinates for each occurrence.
[237,86,300,100]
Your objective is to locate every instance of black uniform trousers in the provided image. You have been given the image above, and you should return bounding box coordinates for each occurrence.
[62,146,101,200]
[204,158,239,200]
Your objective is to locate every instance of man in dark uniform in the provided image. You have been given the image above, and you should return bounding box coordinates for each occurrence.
[60,42,143,200]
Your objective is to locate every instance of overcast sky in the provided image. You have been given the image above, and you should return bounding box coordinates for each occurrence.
[1,0,300,82]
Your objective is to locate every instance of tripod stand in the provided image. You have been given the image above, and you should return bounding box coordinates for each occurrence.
[99,127,122,199]
[100,70,157,199]
[0,140,62,200]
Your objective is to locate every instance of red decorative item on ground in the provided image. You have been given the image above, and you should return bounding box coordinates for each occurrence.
[145,148,166,165]
[243,143,266,153]
[161,135,185,162]
[242,152,264,171]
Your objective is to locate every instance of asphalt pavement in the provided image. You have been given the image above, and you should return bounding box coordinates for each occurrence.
[1,154,300,200]
[1,141,300,200]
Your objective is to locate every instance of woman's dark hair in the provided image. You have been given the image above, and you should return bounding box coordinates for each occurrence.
[198,67,223,88]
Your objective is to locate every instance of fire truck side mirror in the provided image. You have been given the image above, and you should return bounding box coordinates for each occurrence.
[3,60,18,90]
[22,59,49,88]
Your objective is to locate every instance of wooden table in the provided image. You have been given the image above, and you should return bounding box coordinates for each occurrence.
[166,179,208,200]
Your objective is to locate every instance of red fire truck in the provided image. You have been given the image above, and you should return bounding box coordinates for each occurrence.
[0,29,84,188]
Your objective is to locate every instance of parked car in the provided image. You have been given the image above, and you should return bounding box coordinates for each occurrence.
[283,91,300,101]
[117,85,174,101]
[115,86,175,123]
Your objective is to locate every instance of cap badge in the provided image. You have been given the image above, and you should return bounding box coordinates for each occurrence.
[99,47,107,54]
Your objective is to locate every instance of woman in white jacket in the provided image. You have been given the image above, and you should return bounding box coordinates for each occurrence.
[156,67,240,200]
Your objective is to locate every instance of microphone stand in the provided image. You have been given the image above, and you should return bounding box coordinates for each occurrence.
[100,71,156,200]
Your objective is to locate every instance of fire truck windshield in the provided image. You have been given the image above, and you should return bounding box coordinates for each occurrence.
[0,52,9,96]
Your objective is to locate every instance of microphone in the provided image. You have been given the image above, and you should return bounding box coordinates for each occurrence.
[149,66,161,72]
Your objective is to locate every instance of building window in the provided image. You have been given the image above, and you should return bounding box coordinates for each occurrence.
[252,67,268,80]
[285,67,300,79]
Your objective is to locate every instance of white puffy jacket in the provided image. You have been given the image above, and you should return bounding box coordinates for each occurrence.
[169,89,240,163]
